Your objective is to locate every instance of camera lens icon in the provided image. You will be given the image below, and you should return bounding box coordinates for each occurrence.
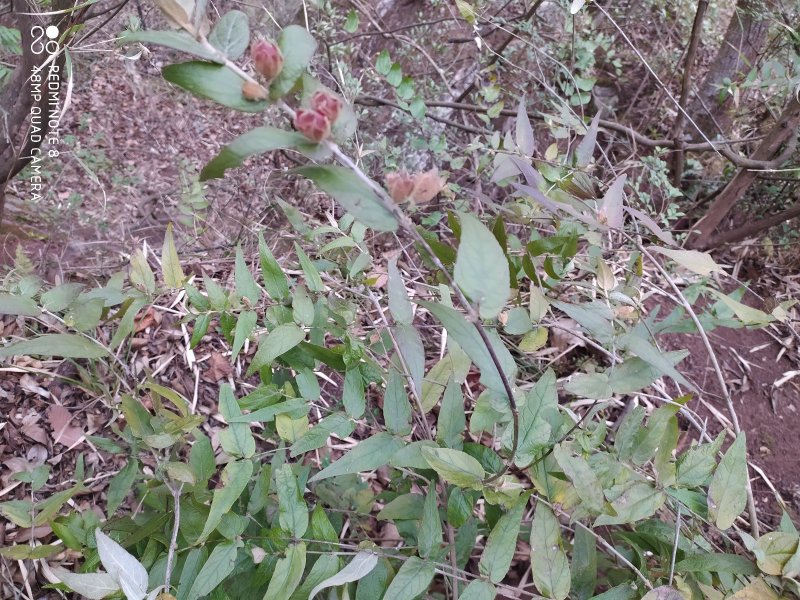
[45,26,59,39]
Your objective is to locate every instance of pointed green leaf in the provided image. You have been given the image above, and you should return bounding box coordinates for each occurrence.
[530,504,570,600]
[263,543,306,600]
[382,556,434,600]
[479,496,526,583]
[106,459,138,517]
[270,26,317,99]
[294,165,398,232]
[553,444,604,513]
[0,293,40,316]
[185,541,240,599]
[388,257,413,324]
[294,243,325,292]
[0,333,108,359]
[218,384,256,458]
[276,464,308,538]
[161,223,185,288]
[437,377,465,449]
[421,446,484,490]
[247,323,306,375]
[708,433,748,530]
[384,368,412,436]
[308,433,405,483]
[308,551,378,599]
[258,232,290,300]
[163,61,269,112]
[234,245,260,304]
[208,10,249,59]
[454,213,510,319]
[418,487,443,558]
[198,459,253,542]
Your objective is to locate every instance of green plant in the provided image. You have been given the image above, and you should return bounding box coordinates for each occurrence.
[2,5,799,600]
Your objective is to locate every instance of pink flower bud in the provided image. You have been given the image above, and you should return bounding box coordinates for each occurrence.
[310,90,343,123]
[385,171,415,203]
[294,109,331,143]
[251,39,283,81]
[241,81,268,102]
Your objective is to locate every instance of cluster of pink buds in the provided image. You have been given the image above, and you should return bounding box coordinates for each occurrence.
[251,39,283,81]
[293,90,344,143]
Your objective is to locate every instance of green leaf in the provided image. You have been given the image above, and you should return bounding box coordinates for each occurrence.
[290,413,354,456]
[186,540,240,600]
[575,112,600,167]
[754,532,799,575]
[707,433,747,530]
[393,324,424,398]
[276,464,308,538]
[50,567,120,600]
[290,555,340,600]
[437,377,465,449]
[106,459,137,517]
[161,223,185,288]
[292,285,315,326]
[208,10,249,60]
[650,247,723,276]
[190,431,215,485]
[553,444,604,513]
[218,383,256,458]
[571,525,596,600]
[41,283,83,312]
[0,333,108,359]
[609,353,688,394]
[551,300,613,345]
[676,432,725,488]
[388,257,413,325]
[418,487,443,558]
[270,26,317,100]
[263,543,306,600]
[0,500,33,527]
[674,552,758,575]
[708,289,774,326]
[198,459,253,542]
[512,369,557,467]
[564,373,612,399]
[384,368,412,436]
[234,245,260,304]
[454,213,510,319]
[1,544,61,560]
[294,243,325,292]
[308,551,378,599]
[294,165,398,232]
[375,50,391,75]
[421,446,484,490]
[227,398,307,423]
[530,503,570,600]
[0,292,40,316]
[308,433,405,482]
[459,581,496,600]
[419,300,516,396]
[344,9,359,33]
[598,174,626,229]
[389,440,438,470]
[248,323,306,375]
[231,310,257,362]
[619,332,690,389]
[343,367,365,418]
[377,494,425,520]
[479,496,526,583]
[258,231,290,300]
[95,528,148,600]
[120,29,218,61]
[162,61,269,112]
[382,556,435,600]
[201,127,318,181]
[176,547,208,600]
[516,96,535,156]
[595,482,665,526]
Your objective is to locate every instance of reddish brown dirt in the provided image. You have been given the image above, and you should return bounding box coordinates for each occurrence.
[662,323,800,523]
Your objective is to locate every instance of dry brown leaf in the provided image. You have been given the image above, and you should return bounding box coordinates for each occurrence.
[203,351,232,382]
[410,168,446,204]
[19,374,49,398]
[21,413,48,445]
[47,405,84,448]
